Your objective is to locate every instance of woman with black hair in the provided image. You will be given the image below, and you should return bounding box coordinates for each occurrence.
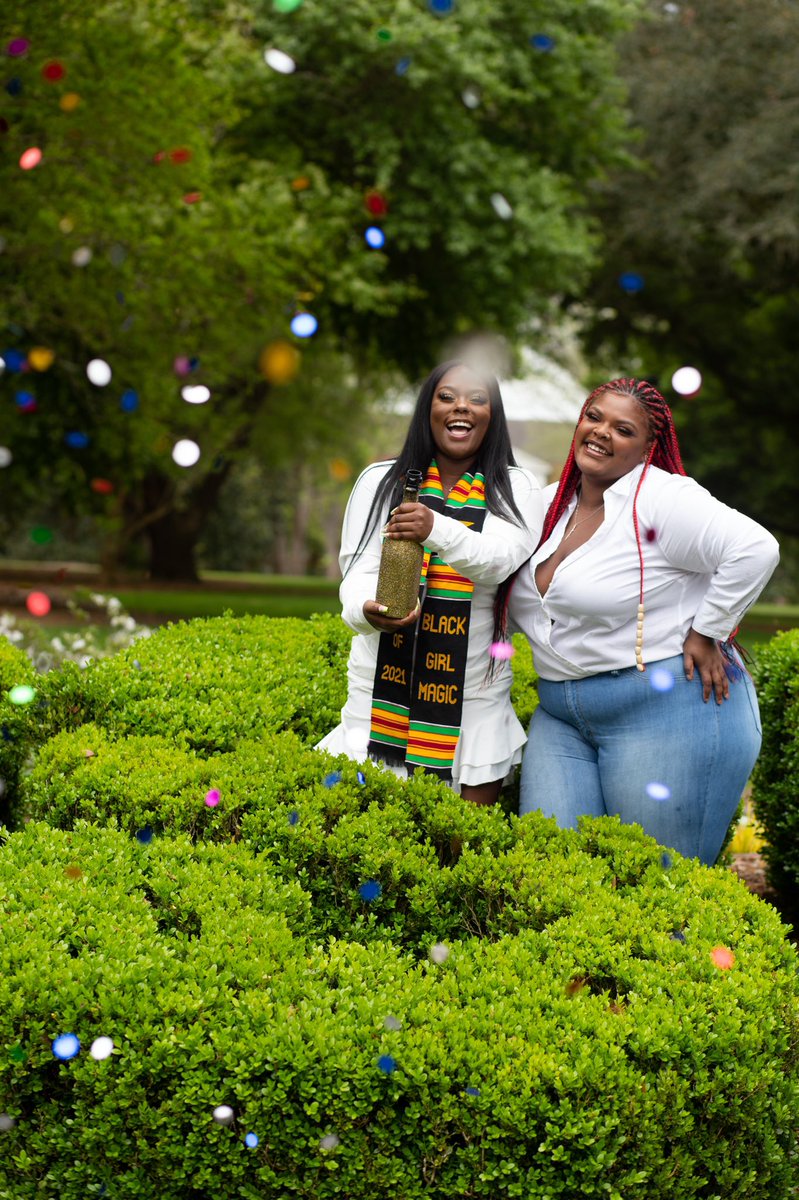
[317,360,544,805]
[501,377,779,863]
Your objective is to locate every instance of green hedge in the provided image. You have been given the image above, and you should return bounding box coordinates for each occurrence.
[3,614,798,1197]
[752,628,799,893]
[1,819,797,1200]
[0,638,36,827]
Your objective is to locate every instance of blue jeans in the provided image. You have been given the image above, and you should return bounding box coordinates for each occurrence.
[519,654,762,865]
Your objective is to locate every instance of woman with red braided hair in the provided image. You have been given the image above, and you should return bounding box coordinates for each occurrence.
[503,378,779,865]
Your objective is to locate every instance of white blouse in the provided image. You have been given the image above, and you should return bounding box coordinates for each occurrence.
[510,464,779,681]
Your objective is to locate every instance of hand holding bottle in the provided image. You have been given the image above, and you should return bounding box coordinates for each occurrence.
[384,502,434,541]
[363,598,421,633]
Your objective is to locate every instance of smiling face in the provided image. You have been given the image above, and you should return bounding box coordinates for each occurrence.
[429,365,492,465]
[573,389,653,487]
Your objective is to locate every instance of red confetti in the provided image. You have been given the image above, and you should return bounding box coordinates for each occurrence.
[152,150,166,163]
[645,528,657,543]
[19,146,42,170]
[170,147,192,164]
[26,591,51,617]
[182,191,202,204]
[365,190,389,216]
[91,478,114,494]
[710,945,735,970]
[42,60,65,82]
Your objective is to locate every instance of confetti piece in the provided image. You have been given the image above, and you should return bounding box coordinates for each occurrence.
[91,478,114,494]
[87,358,112,386]
[42,61,65,81]
[323,770,342,788]
[244,1132,259,1148]
[357,771,366,786]
[1,349,25,371]
[290,312,318,338]
[25,591,51,617]
[365,190,389,216]
[461,85,480,108]
[670,930,686,943]
[465,1086,480,1097]
[6,78,22,96]
[120,389,139,412]
[8,684,35,705]
[182,192,202,205]
[29,524,53,543]
[376,29,392,42]
[0,447,13,468]
[65,431,90,449]
[429,942,450,964]
[181,384,210,404]
[291,176,310,191]
[489,640,515,660]
[264,47,296,73]
[660,851,672,870]
[89,1037,114,1061]
[330,458,353,483]
[0,1114,15,1131]
[618,271,644,294]
[60,92,80,112]
[650,667,675,692]
[429,0,454,12]
[52,1033,80,1060]
[28,346,54,370]
[646,782,671,802]
[644,527,657,542]
[72,246,92,266]
[365,226,385,249]
[320,1134,340,1150]
[671,366,702,396]
[490,192,513,220]
[530,33,555,51]
[377,1054,396,1074]
[19,147,41,170]
[135,825,153,844]
[383,1015,402,1031]
[212,1105,234,1125]
[358,880,381,902]
[6,38,29,57]
[395,56,412,75]
[204,789,220,808]
[259,340,300,385]
[172,439,201,467]
[287,810,300,826]
[169,147,192,164]
[710,945,735,970]
[15,391,35,410]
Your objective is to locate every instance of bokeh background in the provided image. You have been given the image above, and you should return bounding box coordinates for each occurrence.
[1,0,797,619]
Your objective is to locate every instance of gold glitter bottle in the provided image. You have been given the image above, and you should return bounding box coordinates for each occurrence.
[375,469,425,618]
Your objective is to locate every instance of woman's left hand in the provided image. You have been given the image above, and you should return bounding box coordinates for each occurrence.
[385,501,434,541]
[683,628,730,704]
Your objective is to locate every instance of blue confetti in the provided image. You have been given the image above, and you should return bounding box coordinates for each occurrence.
[359,880,382,902]
[660,852,672,870]
[429,0,454,12]
[288,810,300,826]
[52,1033,80,1060]
[465,1086,480,1097]
[2,350,25,371]
[323,771,342,788]
[14,391,35,408]
[244,1132,259,1148]
[650,667,675,693]
[646,782,671,802]
[135,825,153,844]
[357,771,366,786]
[65,431,90,449]
[671,930,687,943]
[365,226,386,249]
[290,312,318,338]
[530,34,555,51]
[377,1054,397,1074]
[6,78,23,96]
[395,56,412,75]
[618,271,644,294]
[120,389,139,412]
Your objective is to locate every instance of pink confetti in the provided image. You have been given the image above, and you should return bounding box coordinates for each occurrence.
[204,789,220,808]
[710,945,735,970]
[489,641,515,660]
[20,147,42,170]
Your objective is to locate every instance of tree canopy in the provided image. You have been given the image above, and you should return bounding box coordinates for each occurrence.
[0,0,644,577]
[582,0,799,543]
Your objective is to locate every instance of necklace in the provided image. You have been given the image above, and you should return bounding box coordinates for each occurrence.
[561,497,604,542]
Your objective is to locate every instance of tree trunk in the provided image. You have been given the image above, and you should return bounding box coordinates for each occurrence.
[145,510,203,582]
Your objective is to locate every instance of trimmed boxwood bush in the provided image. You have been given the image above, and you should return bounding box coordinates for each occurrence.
[752,628,799,893]
[0,638,37,826]
[1,819,797,1199]
[5,614,798,1196]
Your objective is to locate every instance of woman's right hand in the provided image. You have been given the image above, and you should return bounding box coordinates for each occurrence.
[363,599,421,633]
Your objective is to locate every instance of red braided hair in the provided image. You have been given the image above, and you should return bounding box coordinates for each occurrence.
[493,378,686,663]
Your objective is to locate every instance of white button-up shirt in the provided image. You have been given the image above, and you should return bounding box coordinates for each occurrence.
[510,464,779,681]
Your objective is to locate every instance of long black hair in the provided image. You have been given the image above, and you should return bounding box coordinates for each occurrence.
[350,360,525,565]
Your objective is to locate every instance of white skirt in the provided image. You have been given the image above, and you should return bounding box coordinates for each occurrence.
[315,679,526,792]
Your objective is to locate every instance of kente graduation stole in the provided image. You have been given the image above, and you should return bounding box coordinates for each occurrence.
[368,462,487,781]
